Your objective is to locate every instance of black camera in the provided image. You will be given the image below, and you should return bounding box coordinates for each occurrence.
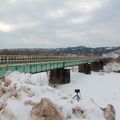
[75,89,80,93]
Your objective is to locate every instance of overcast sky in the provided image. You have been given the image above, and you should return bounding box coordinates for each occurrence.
[0,0,120,48]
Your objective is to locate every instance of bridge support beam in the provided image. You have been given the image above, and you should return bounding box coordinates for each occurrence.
[49,68,70,84]
[79,63,91,74]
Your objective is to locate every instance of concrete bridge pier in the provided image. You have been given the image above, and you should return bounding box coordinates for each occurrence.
[49,68,70,84]
[91,61,99,71]
[99,60,104,70]
[79,63,91,74]
[91,60,104,72]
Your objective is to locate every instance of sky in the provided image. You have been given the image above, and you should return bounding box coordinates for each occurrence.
[0,0,120,49]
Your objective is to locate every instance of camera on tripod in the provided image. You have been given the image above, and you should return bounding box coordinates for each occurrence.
[73,89,81,101]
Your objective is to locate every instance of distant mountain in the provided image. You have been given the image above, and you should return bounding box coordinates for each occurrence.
[0,46,120,57]
[49,46,120,56]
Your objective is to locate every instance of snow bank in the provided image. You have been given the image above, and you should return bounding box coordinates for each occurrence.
[5,71,48,85]
[104,62,120,72]
[0,71,108,120]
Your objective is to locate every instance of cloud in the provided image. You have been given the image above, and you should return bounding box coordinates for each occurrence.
[66,0,103,13]
[9,0,16,4]
[68,16,91,24]
[0,22,14,32]
[0,0,120,48]
[0,20,37,33]
[47,9,67,19]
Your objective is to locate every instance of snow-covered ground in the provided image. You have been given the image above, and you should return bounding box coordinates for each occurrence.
[58,71,120,120]
[0,63,120,120]
[103,51,120,58]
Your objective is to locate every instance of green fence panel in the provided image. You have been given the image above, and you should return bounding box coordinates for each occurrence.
[25,65,31,73]
[16,65,25,73]
[57,63,61,68]
[0,67,7,78]
[41,64,47,71]
[54,63,57,69]
[36,64,42,72]
[50,63,55,69]
[46,64,51,70]
[30,64,37,73]
[7,66,16,71]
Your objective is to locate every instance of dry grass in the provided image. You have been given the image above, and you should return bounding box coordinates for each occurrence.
[31,97,64,120]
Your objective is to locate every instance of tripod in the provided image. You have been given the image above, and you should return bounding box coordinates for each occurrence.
[73,89,81,101]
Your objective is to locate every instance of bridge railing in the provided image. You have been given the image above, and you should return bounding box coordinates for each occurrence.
[0,55,96,65]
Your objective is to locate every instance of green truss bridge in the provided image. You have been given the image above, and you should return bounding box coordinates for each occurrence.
[0,55,104,84]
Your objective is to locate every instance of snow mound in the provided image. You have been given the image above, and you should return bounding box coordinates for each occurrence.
[0,71,109,120]
[5,71,48,86]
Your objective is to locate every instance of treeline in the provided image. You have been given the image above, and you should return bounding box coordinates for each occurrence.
[0,49,53,56]
[105,57,120,63]
[0,49,101,57]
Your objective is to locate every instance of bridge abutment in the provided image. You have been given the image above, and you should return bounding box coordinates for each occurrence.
[49,68,70,84]
[79,63,91,74]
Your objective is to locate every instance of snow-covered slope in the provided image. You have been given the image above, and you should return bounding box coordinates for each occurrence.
[103,53,119,58]
[103,49,120,58]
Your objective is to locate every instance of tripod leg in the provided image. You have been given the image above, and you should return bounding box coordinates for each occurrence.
[78,95,81,99]
[76,94,81,101]
[72,95,77,99]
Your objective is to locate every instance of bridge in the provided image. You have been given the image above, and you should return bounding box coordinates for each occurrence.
[0,55,104,84]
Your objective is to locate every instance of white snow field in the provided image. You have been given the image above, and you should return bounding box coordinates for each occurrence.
[0,63,120,120]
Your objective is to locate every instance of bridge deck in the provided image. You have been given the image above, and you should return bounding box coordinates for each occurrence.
[0,59,94,78]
